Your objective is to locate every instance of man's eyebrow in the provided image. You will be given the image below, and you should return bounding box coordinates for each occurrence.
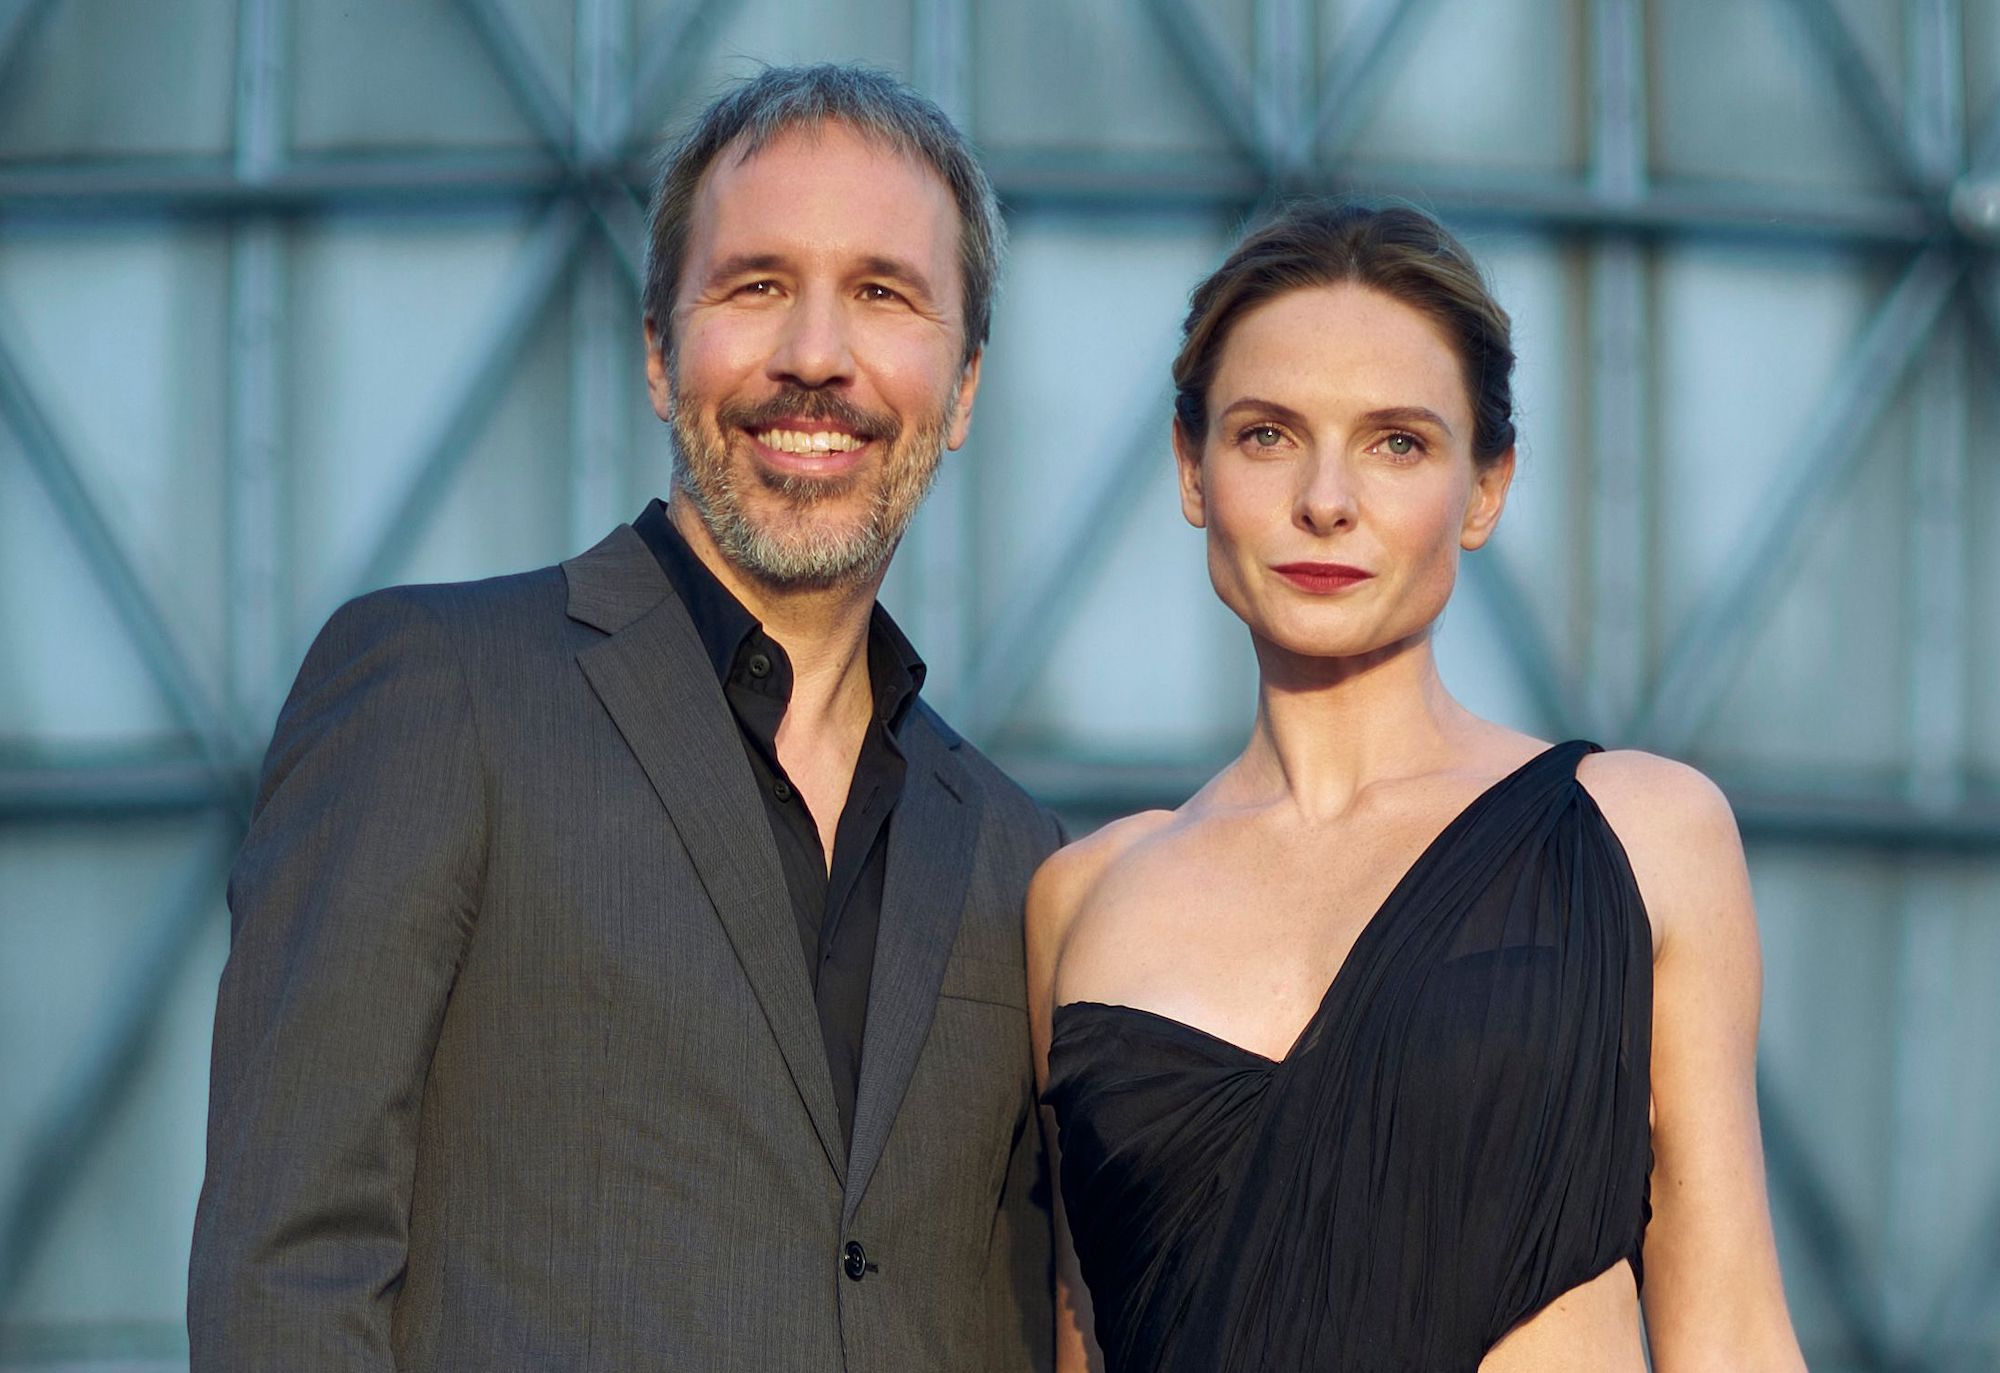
[855,255,936,302]
[703,252,788,285]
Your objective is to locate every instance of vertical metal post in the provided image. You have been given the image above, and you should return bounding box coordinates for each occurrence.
[1887,3,1969,1343]
[570,245,631,551]
[1587,0,1648,740]
[1254,0,1314,177]
[576,0,629,164]
[571,0,632,550]
[899,0,977,703]
[229,0,290,733]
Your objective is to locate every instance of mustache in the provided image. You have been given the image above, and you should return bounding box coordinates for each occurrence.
[716,388,899,444]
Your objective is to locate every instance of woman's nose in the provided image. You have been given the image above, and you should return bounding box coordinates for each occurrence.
[1295,453,1357,533]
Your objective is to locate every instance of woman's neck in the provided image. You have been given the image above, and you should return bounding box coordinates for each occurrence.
[1232,629,1482,818]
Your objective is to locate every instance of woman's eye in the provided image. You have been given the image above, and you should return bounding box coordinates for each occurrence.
[1246,425,1284,448]
[1382,432,1420,457]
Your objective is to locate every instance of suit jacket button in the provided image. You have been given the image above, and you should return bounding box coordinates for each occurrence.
[842,1240,868,1281]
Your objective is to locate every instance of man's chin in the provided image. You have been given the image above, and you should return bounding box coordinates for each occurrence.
[724,514,890,590]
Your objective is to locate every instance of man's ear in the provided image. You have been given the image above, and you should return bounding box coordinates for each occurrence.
[1174,418,1207,529]
[945,348,983,451]
[643,316,675,423]
[1460,445,1515,550]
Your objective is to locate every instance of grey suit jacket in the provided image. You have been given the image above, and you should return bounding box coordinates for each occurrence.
[189,524,1061,1371]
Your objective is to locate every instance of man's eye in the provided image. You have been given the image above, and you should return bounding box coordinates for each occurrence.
[860,283,902,302]
[738,280,778,296]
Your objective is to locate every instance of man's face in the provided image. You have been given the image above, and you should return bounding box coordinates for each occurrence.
[647,119,982,590]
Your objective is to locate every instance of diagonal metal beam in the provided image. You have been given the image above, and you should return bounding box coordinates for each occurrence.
[952,377,1177,744]
[596,0,735,161]
[588,182,647,291]
[456,0,577,159]
[1917,1175,2000,1365]
[1769,0,1927,190]
[1902,0,1964,189]
[0,0,58,93]
[0,818,240,1306]
[1253,0,1313,178]
[1460,543,1590,739]
[1142,0,1276,174]
[1633,247,1962,754]
[0,334,251,817]
[1757,1066,1900,1368]
[325,198,590,607]
[1312,0,1440,162]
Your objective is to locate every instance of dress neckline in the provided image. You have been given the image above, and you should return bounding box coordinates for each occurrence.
[1053,739,1598,1068]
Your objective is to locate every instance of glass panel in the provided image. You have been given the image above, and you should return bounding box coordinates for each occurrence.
[632,0,918,146]
[0,820,222,1326]
[971,209,1241,755]
[0,0,235,160]
[292,0,545,153]
[1652,242,1879,649]
[972,0,1250,157]
[285,210,554,631]
[1650,0,1905,192]
[1330,0,1584,174]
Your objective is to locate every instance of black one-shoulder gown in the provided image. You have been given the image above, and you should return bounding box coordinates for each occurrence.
[1044,741,1653,1372]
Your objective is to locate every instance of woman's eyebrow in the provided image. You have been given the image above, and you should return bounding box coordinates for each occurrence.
[1217,396,1310,428]
[1215,399,1456,439]
[1361,405,1455,437]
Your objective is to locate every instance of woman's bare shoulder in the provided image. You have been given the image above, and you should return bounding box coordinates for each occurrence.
[1029,809,1181,934]
[1575,749,1738,851]
[1575,748,1748,954]
[1025,809,1183,1018]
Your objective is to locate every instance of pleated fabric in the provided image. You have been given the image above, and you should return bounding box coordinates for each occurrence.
[1045,741,1652,1372]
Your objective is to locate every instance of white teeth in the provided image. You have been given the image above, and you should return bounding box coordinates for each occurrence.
[753,428,865,454]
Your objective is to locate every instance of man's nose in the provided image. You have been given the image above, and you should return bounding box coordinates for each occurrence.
[1296,451,1358,534]
[766,286,855,389]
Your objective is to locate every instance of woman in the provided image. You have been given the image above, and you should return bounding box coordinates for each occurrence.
[1027,201,1807,1372]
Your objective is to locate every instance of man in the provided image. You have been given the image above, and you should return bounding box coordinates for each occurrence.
[189,64,1060,1371]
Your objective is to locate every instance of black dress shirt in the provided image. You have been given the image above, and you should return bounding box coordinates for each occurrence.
[633,499,923,1154]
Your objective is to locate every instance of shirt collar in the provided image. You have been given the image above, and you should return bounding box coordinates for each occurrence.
[631,498,926,728]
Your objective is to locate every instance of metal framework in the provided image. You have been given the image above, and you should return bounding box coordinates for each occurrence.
[2,0,1997,1365]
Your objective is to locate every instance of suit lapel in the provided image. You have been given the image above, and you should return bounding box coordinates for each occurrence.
[566,529,846,1180]
[843,716,982,1228]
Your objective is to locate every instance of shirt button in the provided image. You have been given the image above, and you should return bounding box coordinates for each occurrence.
[746,651,772,679]
[842,1240,869,1282]
[772,779,792,802]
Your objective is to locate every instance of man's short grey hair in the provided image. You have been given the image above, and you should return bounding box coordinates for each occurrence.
[643,63,1005,368]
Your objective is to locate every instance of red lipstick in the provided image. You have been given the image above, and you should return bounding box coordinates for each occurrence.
[1272,561,1373,594]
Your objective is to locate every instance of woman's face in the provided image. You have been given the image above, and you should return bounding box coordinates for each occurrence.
[1176,281,1514,664]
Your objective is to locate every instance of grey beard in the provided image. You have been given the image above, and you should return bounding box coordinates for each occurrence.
[668,401,948,591]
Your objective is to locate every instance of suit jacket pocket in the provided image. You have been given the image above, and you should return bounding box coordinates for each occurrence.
[938,953,1028,1010]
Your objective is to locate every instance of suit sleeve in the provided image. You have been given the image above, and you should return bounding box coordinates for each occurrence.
[189,588,486,1369]
[983,801,1066,1372]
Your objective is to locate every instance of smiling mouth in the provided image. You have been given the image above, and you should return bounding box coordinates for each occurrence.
[752,427,868,454]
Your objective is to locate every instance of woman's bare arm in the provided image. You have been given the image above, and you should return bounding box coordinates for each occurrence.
[1027,816,1167,1373]
[1580,752,1807,1373]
